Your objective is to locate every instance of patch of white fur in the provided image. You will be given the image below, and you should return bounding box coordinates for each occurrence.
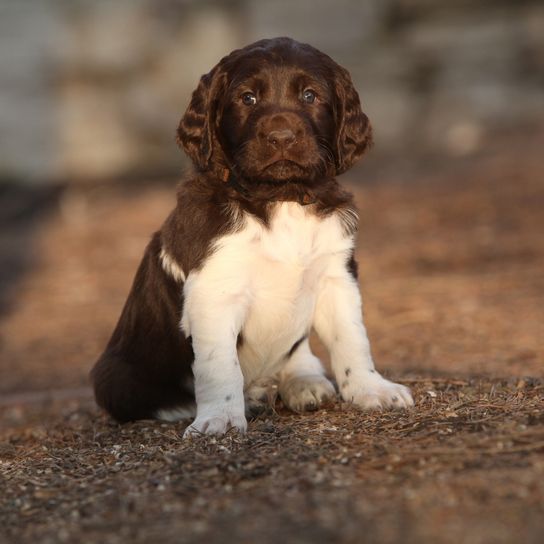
[155,405,196,422]
[181,201,412,437]
[160,248,186,282]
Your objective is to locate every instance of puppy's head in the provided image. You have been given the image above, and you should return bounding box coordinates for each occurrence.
[177,37,372,184]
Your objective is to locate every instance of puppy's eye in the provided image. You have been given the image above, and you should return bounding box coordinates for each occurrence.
[241,92,257,106]
[302,89,317,104]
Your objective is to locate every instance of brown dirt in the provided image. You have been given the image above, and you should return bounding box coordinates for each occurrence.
[1,131,543,543]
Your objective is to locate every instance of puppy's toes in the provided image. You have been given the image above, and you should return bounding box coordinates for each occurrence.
[245,380,278,418]
[342,375,414,411]
[245,399,273,418]
[183,413,247,439]
[280,375,336,413]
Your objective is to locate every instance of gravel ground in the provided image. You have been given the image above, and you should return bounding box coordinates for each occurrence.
[1,130,543,543]
[1,379,543,544]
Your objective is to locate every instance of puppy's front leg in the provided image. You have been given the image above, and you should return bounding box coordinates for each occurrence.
[314,260,414,410]
[182,274,249,438]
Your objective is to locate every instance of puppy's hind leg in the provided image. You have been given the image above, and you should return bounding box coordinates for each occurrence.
[279,338,336,413]
[155,375,197,421]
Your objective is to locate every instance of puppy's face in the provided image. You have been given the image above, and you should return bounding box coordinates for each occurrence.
[177,38,373,185]
[218,60,336,183]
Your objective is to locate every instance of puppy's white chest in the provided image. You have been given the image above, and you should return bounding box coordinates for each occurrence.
[245,202,344,297]
[243,205,326,341]
[251,203,330,279]
[182,202,353,381]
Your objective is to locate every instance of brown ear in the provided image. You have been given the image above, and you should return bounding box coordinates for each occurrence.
[176,67,226,170]
[334,66,373,175]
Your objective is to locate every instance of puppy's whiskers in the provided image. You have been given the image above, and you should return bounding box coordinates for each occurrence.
[317,138,335,162]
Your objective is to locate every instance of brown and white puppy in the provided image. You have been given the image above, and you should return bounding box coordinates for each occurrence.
[91,37,413,437]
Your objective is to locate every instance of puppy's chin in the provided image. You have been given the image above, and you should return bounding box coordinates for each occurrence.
[263,160,306,182]
[238,160,322,185]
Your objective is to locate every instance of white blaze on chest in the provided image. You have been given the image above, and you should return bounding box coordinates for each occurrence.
[182,202,355,383]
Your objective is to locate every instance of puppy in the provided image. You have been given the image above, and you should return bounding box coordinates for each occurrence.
[91,37,413,437]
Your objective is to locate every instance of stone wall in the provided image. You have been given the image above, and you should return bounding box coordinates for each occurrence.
[0,0,542,183]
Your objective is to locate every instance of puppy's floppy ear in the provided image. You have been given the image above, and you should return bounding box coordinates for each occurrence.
[176,66,226,170]
[334,66,373,175]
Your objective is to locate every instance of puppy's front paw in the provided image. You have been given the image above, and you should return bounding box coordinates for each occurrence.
[341,373,413,410]
[280,375,336,413]
[183,413,247,439]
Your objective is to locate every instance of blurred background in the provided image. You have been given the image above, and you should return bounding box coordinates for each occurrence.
[1,0,543,182]
[1,0,543,401]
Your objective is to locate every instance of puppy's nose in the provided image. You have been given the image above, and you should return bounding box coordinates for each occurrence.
[267,129,296,149]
